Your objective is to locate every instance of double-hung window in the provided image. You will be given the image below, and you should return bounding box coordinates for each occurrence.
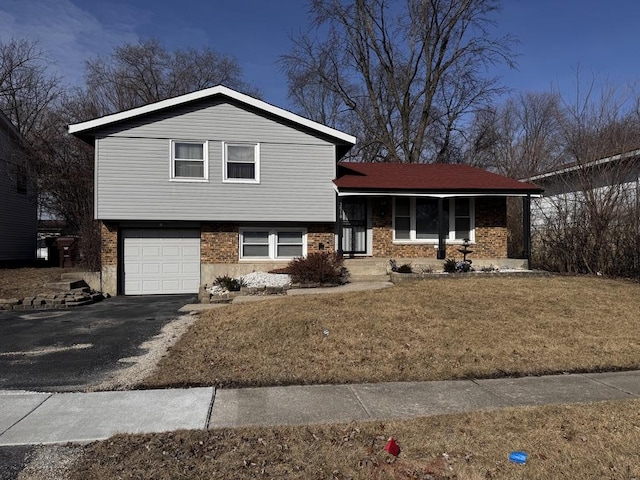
[224,143,259,183]
[393,197,474,242]
[171,141,208,181]
[240,228,305,259]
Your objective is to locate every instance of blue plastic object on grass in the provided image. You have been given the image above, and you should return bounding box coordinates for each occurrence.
[509,451,528,464]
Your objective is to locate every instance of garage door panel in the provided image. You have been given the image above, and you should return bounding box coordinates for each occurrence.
[181,245,200,256]
[123,229,200,295]
[162,263,180,275]
[182,263,200,274]
[126,263,141,275]
[141,280,161,293]
[162,246,180,258]
[142,263,161,275]
[142,246,161,258]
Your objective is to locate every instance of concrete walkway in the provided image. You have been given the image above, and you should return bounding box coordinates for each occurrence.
[2,370,640,446]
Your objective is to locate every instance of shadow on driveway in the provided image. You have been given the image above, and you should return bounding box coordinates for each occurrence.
[0,295,196,392]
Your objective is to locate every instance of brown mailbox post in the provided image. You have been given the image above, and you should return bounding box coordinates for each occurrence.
[56,237,77,268]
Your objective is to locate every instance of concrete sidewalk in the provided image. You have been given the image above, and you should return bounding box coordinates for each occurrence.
[1,370,640,446]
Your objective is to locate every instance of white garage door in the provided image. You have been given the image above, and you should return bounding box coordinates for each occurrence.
[123,229,200,295]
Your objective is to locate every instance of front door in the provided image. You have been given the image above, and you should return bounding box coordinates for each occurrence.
[340,198,367,255]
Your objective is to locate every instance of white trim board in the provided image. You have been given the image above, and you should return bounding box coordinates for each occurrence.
[68,85,356,145]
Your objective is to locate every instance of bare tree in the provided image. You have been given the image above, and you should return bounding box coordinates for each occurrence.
[0,39,61,139]
[83,38,260,117]
[467,91,566,178]
[281,0,514,162]
[532,77,640,277]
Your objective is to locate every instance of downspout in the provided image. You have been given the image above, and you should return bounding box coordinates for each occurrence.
[522,194,532,269]
[336,195,344,257]
[437,198,446,259]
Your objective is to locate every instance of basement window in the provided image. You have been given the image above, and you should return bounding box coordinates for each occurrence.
[240,228,306,260]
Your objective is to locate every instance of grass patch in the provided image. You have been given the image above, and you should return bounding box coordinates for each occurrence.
[142,276,640,389]
[68,399,640,479]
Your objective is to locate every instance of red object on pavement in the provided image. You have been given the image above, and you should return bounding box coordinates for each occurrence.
[384,437,400,456]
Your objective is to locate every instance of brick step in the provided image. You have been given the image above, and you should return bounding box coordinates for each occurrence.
[43,280,89,291]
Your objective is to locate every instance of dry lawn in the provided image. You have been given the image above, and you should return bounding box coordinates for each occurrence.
[142,276,640,389]
[0,267,80,299]
[68,399,640,479]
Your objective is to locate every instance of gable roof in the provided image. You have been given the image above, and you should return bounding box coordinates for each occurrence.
[525,148,640,183]
[0,109,21,141]
[68,85,356,145]
[334,162,543,194]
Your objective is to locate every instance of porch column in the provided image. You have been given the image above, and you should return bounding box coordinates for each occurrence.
[336,196,344,256]
[437,198,446,259]
[522,194,532,269]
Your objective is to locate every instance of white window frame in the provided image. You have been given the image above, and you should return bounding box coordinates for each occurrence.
[170,140,209,182]
[392,197,475,243]
[223,142,260,184]
[239,228,307,260]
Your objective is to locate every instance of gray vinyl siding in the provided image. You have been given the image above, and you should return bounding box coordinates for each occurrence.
[0,126,36,261]
[95,100,338,222]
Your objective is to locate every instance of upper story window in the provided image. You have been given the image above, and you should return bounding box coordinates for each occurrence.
[224,142,260,183]
[171,140,208,181]
[393,197,474,242]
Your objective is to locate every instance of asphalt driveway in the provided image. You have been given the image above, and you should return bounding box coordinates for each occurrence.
[0,295,196,392]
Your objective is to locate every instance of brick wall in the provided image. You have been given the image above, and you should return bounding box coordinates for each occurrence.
[201,223,238,263]
[370,197,508,258]
[100,222,118,266]
[474,197,508,257]
[201,223,335,263]
[307,224,335,254]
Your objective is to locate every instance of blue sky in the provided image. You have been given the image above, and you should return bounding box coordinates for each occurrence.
[1,0,640,110]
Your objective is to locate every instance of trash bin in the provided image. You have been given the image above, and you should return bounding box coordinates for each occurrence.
[56,237,77,268]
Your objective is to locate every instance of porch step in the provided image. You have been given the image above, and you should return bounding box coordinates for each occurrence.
[343,259,390,282]
[60,272,86,281]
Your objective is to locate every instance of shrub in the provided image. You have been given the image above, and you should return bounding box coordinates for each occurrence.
[214,275,246,292]
[396,263,413,273]
[390,259,414,273]
[287,252,349,285]
[443,258,457,273]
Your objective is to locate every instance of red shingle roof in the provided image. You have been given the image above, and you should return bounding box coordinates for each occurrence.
[334,162,542,193]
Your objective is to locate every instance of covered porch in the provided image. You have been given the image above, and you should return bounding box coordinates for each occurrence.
[333,162,543,274]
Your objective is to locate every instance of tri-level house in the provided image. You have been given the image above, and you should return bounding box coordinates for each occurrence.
[69,86,542,295]
[0,109,36,262]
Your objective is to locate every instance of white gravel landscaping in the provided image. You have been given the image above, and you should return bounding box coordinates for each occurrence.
[206,271,292,295]
[241,271,291,288]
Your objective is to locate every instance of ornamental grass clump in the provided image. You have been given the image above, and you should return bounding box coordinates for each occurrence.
[443,258,474,273]
[213,275,246,292]
[287,252,348,285]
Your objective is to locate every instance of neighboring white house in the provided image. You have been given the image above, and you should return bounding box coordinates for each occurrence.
[525,149,640,226]
[0,110,37,262]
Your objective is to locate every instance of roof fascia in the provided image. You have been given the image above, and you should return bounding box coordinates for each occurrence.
[68,85,356,145]
[336,191,542,198]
